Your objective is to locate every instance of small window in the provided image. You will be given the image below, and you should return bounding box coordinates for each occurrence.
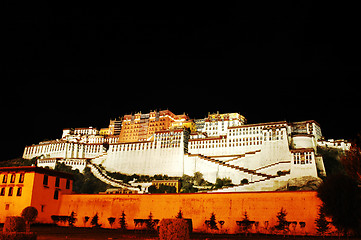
[8,187,13,196]
[19,173,25,183]
[0,187,5,196]
[10,174,16,183]
[43,175,48,186]
[2,175,7,183]
[66,179,70,189]
[55,177,60,188]
[16,187,22,196]
[41,205,45,212]
[53,189,59,200]
[5,204,10,210]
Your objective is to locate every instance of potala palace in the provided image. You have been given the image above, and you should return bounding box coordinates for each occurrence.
[22,110,350,193]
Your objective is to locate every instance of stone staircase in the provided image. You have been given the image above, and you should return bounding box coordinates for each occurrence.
[222,150,261,163]
[187,153,276,179]
[210,172,291,192]
[87,156,141,193]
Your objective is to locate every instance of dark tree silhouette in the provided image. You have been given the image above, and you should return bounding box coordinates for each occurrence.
[315,204,330,236]
[108,217,115,228]
[317,174,361,236]
[21,206,38,232]
[176,209,183,219]
[90,213,102,228]
[119,211,127,231]
[341,142,361,184]
[274,208,288,233]
[205,212,218,230]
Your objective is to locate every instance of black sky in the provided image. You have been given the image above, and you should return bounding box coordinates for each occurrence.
[2,3,360,160]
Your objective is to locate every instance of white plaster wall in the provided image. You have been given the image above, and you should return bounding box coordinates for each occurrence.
[292,135,315,149]
[290,161,318,178]
[257,138,292,168]
[103,147,185,177]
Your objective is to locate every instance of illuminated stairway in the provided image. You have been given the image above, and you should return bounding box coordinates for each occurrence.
[187,153,276,179]
[87,157,141,193]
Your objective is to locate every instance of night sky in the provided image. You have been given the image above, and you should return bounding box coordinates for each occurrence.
[2,3,360,160]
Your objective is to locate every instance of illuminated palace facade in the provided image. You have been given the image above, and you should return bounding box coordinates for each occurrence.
[23,110,350,192]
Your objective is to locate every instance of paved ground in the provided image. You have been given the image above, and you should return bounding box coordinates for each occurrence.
[2,225,358,240]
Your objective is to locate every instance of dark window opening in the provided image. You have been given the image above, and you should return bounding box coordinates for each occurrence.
[10,174,16,183]
[19,173,25,183]
[53,189,59,200]
[2,175,7,183]
[66,179,70,189]
[16,187,22,196]
[55,177,60,188]
[43,175,48,186]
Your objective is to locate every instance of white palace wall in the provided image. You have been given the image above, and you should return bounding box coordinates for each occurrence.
[104,147,185,177]
[22,119,331,188]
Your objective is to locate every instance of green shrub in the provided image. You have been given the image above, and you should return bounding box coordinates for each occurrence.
[159,219,190,240]
[3,217,26,233]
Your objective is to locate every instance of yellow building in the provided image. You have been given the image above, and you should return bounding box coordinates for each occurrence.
[99,128,110,135]
[151,180,181,193]
[0,166,73,223]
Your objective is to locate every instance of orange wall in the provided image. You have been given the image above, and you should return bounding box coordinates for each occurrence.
[31,172,73,223]
[58,191,322,235]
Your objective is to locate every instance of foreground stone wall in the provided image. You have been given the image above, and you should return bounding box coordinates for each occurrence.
[58,191,323,235]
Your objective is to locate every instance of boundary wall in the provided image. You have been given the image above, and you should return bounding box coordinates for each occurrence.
[58,191,323,235]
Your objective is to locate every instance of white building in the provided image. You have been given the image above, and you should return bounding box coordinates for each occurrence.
[22,113,349,192]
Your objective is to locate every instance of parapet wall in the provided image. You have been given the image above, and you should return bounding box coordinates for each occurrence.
[58,191,323,235]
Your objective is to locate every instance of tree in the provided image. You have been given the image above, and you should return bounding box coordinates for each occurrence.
[146,212,156,231]
[317,174,361,236]
[108,217,115,228]
[68,211,77,227]
[237,211,253,234]
[21,206,38,232]
[241,178,249,185]
[176,209,183,219]
[274,208,288,233]
[180,174,197,193]
[193,171,204,186]
[205,212,218,230]
[315,204,330,236]
[214,177,233,189]
[83,216,89,227]
[341,142,361,184]
[90,213,102,228]
[119,211,127,231]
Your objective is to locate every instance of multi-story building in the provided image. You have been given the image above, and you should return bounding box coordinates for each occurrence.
[197,112,246,137]
[23,110,350,193]
[118,110,190,143]
[0,166,73,223]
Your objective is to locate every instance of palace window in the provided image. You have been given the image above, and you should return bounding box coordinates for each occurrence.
[54,189,59,200]
[8,187,13,196]
[0,187,5,196]
[55,177,60,188]
[10,174,16,183]
[16,187,22,196]
[43,175,49,186]
[2,175,7,183]
[19,173,25,183]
